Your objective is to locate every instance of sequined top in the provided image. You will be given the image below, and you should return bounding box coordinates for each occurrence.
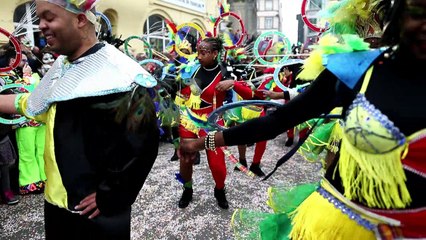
[343,67,406,154]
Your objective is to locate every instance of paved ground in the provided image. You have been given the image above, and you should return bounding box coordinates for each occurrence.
[0,133,322,240]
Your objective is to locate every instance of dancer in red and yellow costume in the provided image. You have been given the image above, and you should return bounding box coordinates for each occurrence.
[177,37,253,209]
[180,0,426,238]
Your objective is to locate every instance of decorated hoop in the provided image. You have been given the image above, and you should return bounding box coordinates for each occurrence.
[0,84,29,124]
[138,59,166,81]
[175,23,206,59]
[0,27,22,73]
[253,31,292,66]
[213,12,246,50]
[124,36,153,60]
[208,100,283,130]
[273,59,305,91]
[301,0,328,33]
[95,12,112,36]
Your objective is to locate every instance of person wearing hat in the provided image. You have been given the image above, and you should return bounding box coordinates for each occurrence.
[0,0,159,239]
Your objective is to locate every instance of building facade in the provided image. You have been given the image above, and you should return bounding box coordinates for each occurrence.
[297,0,332,48]
[228,0,257,38]
[0,0,219,51]
[256,0,280,33]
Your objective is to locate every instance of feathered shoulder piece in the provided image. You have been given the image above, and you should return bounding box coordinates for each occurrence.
[298,34,373,83]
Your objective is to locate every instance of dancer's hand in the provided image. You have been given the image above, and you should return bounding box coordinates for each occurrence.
[75,193,100,219]
[262,90,284,99]
[215,80,235,91]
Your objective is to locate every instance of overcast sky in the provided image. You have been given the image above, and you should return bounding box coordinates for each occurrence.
[280,0,303,45]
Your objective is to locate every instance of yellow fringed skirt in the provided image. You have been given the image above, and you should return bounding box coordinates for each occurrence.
[290,180,401,240]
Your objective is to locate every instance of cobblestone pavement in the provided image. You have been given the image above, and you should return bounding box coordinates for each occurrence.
[0,133,322,240]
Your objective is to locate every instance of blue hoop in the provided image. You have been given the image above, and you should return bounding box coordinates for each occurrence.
[273,59,305,91]
[96,12,112,35]
[138,59,166,81]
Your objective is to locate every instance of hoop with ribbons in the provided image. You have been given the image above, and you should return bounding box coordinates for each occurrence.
[0,84,30,124]
[95,11,112,36]
[213,12,246,50]
[301,0,328,33]
[175,23,206,59]
[138,59,166,81]
[253,31,292,66]
[0,27,22,73]
[124,35,153,60]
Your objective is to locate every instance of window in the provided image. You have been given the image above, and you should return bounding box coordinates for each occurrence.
[264,17,273,29]
[265,0,273,10]
[309,0,322,10]
[143,15,170,53]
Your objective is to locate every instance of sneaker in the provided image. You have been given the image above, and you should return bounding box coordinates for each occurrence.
[249,164,266,177]
[193,152,201,165]
[214,188,229,209]
[234,158,248,171]
[2,191,19,205]
[170,149,179,161]
[35,181,45,193]
[178,187,193,208]
[285,137,294,147]
[19,183,38,195]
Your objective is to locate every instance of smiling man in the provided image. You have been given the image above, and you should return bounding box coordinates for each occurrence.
[0,0,159,239]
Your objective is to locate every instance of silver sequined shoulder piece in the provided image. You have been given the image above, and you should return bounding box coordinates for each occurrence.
[26,44,151,116]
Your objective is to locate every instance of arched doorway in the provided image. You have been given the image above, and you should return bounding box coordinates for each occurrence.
[100,9,118,36]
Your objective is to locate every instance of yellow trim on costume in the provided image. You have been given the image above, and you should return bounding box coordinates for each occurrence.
[18,97,69,209]
[42,104,69,209]
[360,66,373,93]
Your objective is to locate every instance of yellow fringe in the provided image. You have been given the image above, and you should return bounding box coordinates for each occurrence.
[297,49,325,81]
[328,120,343,153]
[290,191,376,240]
[174,95,187,107]
[185,93,201,109]
[338,134,411,209]
[179,110,207,136]
[241,106,263,120]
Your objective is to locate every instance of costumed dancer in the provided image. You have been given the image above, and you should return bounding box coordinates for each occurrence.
[0,0,167,239]
[180,0,426,239]
[3,49,46,194]
[177,37,253,209]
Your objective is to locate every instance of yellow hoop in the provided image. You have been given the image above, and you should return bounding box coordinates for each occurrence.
[175,23,206,59]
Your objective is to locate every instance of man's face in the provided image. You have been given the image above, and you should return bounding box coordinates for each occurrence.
[401,0,426,60]
[36,1,80,56]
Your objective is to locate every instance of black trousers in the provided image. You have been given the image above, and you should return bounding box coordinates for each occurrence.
[44,201,131,240]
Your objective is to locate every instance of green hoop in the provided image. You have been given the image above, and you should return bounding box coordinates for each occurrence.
[253,31,292,66]
[124,36,153,60]
[0,84,30,125]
